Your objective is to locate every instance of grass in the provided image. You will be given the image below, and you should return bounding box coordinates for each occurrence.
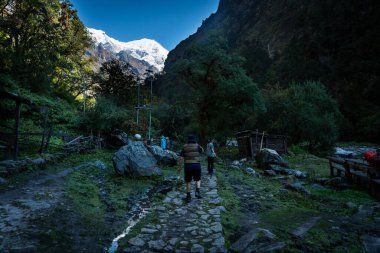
[216,151,379,252]
[66,166,106,225]
[285,153,330,179]
[336,141,378,148]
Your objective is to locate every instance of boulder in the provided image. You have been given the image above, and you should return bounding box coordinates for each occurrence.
[112,141,162,177]
[147,145,179,166]
[107,130,129,147]
[255,148,288,169]
[0,176,7,185]
[264,170,277,176]
[31,158,46,168]
[231,160,243,168]
[270,165,308,178]
[285,182,309,194]
[245,167,259,177]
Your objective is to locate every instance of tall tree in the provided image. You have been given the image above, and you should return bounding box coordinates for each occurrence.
[93,59,138,106]
[160,38,265,141]
[0,0,90,93]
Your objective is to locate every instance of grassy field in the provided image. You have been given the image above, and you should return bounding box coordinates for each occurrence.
[216,147,379,252]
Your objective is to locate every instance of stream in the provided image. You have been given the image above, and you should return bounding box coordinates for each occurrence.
[107,181,173,253]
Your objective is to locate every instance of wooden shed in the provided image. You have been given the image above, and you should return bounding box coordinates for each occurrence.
[235,130,288,158]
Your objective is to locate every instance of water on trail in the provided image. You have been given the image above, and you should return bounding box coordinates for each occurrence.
[107,181,173,253]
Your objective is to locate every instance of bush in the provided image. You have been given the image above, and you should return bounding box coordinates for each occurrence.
[260,81,341,153]
[77,97,137,135]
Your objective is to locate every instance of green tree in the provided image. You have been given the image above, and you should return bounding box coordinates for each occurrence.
[0,0,90,93]
[78,97,136,135]
[93,59,137,106]
[160,38,265,141]
[260,81,341,152]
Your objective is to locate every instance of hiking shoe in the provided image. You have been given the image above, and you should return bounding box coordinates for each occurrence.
[182,194,191,202]
[195,189,202,199]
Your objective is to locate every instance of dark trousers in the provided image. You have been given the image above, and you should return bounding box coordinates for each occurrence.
[207,156,215,174]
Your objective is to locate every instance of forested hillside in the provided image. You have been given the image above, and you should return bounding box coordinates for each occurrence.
[162,0,380,144]
[0,0,155,152]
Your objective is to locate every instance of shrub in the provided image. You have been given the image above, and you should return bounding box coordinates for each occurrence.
[260,81,341,153]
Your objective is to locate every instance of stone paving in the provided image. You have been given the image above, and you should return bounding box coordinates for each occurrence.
[123,167,227,253]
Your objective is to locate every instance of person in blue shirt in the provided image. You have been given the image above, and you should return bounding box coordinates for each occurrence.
[160,135,167,150]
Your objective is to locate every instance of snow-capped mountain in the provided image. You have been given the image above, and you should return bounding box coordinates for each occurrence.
[87,28,168,75]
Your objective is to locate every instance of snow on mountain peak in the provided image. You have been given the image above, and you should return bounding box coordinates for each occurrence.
[87,28,168,71]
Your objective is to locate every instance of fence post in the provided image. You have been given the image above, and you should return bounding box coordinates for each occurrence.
[13,101,21,159]
[44,127,53,152]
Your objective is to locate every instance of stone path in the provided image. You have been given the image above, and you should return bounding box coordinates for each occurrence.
[123,167,227,253]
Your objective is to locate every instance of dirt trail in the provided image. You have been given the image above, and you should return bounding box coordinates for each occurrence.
[0,161,105,252]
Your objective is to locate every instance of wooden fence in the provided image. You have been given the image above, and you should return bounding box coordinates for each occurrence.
[0,130,74,160]
[328,156,380,200]
[235,130,288,158]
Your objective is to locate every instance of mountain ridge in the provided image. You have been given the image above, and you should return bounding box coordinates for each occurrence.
[87,28,168,76]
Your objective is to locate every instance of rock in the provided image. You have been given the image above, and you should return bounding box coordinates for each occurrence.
[257,228,276,240]
[231,160,243,168]
[229,165,241,170]
[112,141,162,177]
[172,198,183,206]
[169,238,178,246]
[361,234,380,253]
[180,241,189,246]
[353,205,375,221]
[311,183,325,189]
[0,177,7,185]
[285,182,309,194]
[255,148,288,169]
[226,139,238,147]
[93,160,106,170]
[209,247,227,253]
[212,237,225,247]
[31,158,46,168]
[191,244,205,253]
[108,130,129,147]
[9,245,37,253]
[147,145,179,166]
[123,246,141,253]
[345,202,357,209]
[230,229,259,252]
[264,170,277,176]
[201,214,210,220]
[245,167,257,176]
[184,226,199,232]
[270,164,308,178]
[209,198,221,205]
[291,217,321,237]
[211,223,223,233]
[128,237,145,247]
[148,240,165,251]
[246,241,286,252]
[141,228,158,234]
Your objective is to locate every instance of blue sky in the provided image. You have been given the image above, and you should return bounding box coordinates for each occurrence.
[71,0,219,50]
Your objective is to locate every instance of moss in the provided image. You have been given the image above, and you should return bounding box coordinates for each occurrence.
[106,174,152,217]
[300,220,364,252]
[285,153,330,179]
[66,166,106,226]
[261,207,318,232]
[309,187,377,206]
